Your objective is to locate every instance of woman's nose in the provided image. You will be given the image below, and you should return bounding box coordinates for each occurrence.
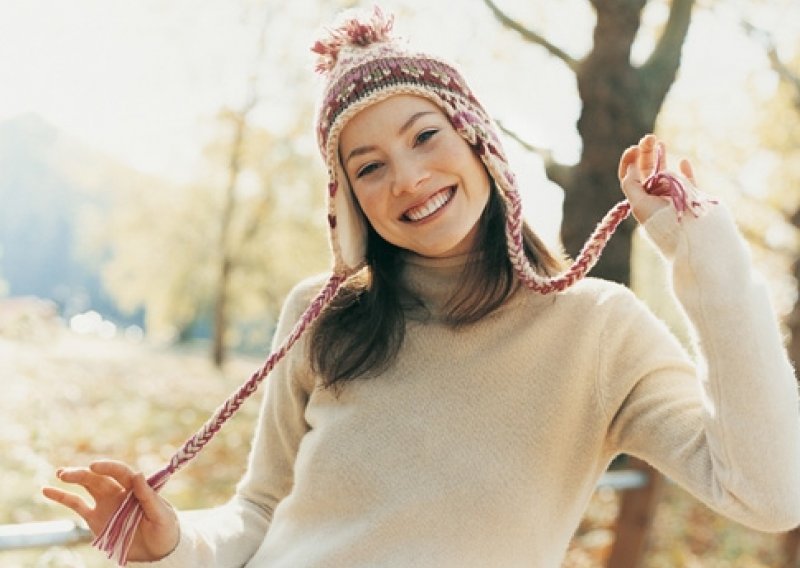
[391,158,430,197]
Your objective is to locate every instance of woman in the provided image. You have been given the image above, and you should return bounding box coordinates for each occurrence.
[44,7,800,567]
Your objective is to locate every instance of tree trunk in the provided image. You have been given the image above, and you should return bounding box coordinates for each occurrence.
[212,113,246,368]
[607,457,663,568]
[212,256,233,368]
[561,0,693,285]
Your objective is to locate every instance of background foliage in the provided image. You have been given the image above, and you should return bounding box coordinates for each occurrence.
[1,0,799,565]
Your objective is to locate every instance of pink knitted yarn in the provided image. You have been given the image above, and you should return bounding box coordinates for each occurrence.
[93,274,346,565]
[506,147,713,294]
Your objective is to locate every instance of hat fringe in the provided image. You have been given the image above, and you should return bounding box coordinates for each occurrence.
[507,147,716,294]
[92,273,347,565]
[311,6,394,74]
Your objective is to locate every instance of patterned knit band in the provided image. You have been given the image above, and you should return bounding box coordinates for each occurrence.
[318,56,481,150]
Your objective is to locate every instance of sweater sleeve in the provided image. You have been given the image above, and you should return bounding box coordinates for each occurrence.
[128,276,322,567]
[602,203,800,532]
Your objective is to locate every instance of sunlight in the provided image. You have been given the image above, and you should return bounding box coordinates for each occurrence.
[69,310,116,338]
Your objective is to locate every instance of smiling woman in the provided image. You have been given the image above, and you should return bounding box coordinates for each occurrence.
[43,6,800,568]
[340,95,491,259]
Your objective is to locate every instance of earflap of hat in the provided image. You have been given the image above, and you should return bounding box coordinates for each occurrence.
[444,98,521,204]
[328,158,368,273]
[443,100,547,289]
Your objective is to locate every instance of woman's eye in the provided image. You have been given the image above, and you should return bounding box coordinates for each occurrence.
[356,162,381,178]
[415,128,438,145]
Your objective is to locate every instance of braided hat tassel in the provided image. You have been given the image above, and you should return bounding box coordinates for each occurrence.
[505,145,715,294]
[93,274,346,565]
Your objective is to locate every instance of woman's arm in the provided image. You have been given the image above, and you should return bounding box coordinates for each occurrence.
[601,140,800,531]
[43,461,181,563]
[128,276,321,566]
[46,275,321,567]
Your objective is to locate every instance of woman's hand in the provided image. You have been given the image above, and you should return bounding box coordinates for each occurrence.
[42,460,180,562]
[618,134,697,224]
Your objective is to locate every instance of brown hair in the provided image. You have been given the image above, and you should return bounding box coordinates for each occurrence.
[309,186,565,388]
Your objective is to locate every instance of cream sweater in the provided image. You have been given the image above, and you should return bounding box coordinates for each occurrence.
[134,204,800,567]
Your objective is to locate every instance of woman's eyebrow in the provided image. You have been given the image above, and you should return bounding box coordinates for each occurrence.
[398,111,435,135]
[343,111,437,166]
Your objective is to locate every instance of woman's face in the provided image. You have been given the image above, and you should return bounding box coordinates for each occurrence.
[339,94,491,259]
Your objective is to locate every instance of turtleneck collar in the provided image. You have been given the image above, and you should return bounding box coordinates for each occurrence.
[398,252,481,318]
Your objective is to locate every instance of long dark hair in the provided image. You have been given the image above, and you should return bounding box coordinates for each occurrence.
[309,185,565,388]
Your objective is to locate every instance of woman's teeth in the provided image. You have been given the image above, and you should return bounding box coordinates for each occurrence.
[404,187,454,221]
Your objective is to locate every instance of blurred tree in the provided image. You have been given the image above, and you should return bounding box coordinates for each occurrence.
[210,2,277,368]
[91,0,361,365]
[482,0,694,285]
[763,60,800,368]
[208,108,328,366]
[98,115,328,355]
[92,171,215,341]
[98,1,340,366]
[208,0,352,366]
[745,25,800,363]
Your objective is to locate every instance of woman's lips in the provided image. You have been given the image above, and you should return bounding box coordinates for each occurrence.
[403,186,455,222]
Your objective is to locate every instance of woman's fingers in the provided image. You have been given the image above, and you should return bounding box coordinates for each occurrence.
[129,473,181,561]
[637,134,659,176]
[41,486,92,519]
[55,466,125,499]
[43,460,181,562]
[618,146,639,182]
[131,472,169,522]
[89,459,138,490]
[620,134,700,223]
[619,138,671,224]
[679,158,697,186]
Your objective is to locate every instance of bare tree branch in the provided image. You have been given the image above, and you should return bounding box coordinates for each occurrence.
[481,0,580,72]
[212,3,275,367]
[495,120,553,160]
[768,50,800,101]
[742,21,800,108]
[495,121,574,190]
[640,0,695,78]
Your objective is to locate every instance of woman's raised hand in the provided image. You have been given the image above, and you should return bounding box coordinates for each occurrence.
[618,134,698,224]
[42,460,180,562]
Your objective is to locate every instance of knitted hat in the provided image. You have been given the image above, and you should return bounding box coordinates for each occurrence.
[312,6,511,274]
[92,7,710,565]
[310,6,641,293]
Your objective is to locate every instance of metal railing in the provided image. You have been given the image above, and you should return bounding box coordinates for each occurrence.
[0,519,92,551]
[0,471,651,552]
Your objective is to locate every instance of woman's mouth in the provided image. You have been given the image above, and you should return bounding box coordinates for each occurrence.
[403,187,455,222]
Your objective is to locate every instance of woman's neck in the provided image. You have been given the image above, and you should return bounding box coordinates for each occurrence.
[398,251,480,318]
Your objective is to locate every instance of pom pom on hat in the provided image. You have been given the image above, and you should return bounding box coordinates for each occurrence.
[311,6,394,74]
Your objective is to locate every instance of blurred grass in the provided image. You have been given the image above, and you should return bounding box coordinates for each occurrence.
[0,329,260,567]
[0,329,788,567]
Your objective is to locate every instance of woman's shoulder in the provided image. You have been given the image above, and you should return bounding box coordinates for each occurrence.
[515,276,641,316]
[273,272,338,327]
[564,276,638,306]
[286,272,336,304]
